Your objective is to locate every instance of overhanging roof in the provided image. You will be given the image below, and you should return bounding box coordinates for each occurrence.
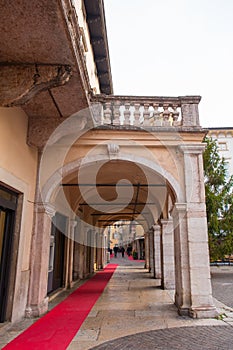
[84,0,113,95]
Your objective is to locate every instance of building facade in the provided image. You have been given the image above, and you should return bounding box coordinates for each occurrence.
[208,128,233,177]
[0,0,217,325]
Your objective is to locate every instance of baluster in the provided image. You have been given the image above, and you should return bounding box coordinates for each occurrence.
[104,102,112,124]
[113,100,121,125]
[134,103,141,126]
[143,103,150,126]
[162,104,171,126]
[123,103,131,125]
[152,103,161,126]
[171,104,180,126]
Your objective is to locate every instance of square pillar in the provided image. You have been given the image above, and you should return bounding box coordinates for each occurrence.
[148,229,155,277]
[160,219,175,289]
[173,144,218,318]
[172,203,191,315]
[96,232,104,270]
[26,203,55,317]
[67,220,77,288]
[73,218,84,280]
[153,225,161,279]
[144,232,150,270]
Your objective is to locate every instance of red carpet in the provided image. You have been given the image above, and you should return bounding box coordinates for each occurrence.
[3,264,118,350]
[127,255,145,262]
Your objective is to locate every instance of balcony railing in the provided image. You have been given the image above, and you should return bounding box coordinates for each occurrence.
[91,95,202,129]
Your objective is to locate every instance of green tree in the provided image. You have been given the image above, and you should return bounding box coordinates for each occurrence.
[203,136,233,261]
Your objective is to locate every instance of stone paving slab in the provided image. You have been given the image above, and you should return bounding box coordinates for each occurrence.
[1,260,233,349]
[68,260,229,350]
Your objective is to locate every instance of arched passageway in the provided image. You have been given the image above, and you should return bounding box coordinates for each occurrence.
[27,128,217,319]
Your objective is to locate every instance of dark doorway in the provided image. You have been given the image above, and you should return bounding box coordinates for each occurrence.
[47,213,66,294]
[0,186,18,322]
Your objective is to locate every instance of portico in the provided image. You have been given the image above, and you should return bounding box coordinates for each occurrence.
[27,95,218,318]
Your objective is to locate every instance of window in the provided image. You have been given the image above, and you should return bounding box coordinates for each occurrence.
[218,142,227,151]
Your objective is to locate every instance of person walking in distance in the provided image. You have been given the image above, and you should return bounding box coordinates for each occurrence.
[113,245,118,258]
[121,246,125,258]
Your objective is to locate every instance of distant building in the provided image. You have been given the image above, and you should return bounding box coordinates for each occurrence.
[207,128,233,177]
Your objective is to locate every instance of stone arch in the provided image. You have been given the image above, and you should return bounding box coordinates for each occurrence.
[29,145,217,320]
[41,152,184,206]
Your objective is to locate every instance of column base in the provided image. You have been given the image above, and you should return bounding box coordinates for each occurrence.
[177,305,219,318]
[189,306,219,319]
[149,271,155,278]
[177,306,190,316]
[162,281,175,290]
[25,297,48,318]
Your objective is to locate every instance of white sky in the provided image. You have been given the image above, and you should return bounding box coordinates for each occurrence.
[104,0,233,127]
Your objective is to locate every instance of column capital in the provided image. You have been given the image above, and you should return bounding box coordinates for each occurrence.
[160,219,173,225]
[178,144,206,154]
[152,224,161,232]
[172,203,187,217]
[35,202,55,218]
[70,219,77,229]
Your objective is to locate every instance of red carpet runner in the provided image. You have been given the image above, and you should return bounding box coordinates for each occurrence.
[3,264,118,350]
[127,255,145,263]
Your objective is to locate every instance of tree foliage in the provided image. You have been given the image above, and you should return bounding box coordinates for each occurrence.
[203,136,233,261]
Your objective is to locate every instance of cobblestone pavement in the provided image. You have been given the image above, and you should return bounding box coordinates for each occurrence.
[90,326,232,350]
[211,266,233,308]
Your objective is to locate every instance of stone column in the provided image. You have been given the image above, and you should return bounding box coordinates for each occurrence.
[73,218,82,280]
[78,244,85,279]
[103,235,107,266]
[90,230,95,274]
[148,229,155,277]
[83,225,89,277]
[173,144,217,318]
[144,232,150,269]
[153,225,161,279]
[67,220,77,288]
[160,219,175,289]
[172,203,191,315]
[26,203,55,317]
[96,232,104,270]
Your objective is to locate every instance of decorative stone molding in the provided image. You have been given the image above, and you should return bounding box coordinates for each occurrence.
[0,64,72,107]
[70,219,78,229]
[178,144,206,154]
[152,224,161,232]
[172,203,187,217]
[69,220,77,239]
[35,202,56,218]
[107,143,120,159]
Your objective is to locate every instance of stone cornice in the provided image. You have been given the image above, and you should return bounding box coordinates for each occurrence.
[172,203,187,216]
[178,144,206,154]
[91,94,201,105]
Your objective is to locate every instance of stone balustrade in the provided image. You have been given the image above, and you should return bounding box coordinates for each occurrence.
[91,95,201,129]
